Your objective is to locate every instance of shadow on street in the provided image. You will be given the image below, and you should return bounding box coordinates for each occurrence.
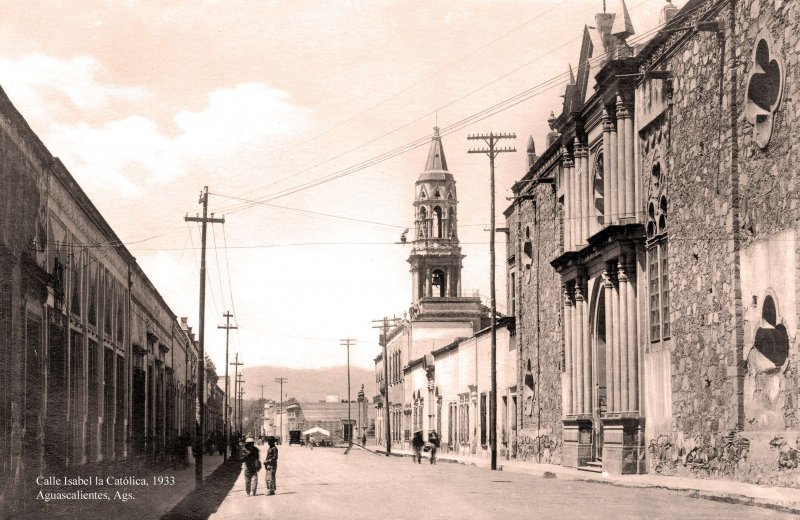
[161,461,241,520]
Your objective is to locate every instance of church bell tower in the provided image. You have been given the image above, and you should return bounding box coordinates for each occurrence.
[408,127,465,304]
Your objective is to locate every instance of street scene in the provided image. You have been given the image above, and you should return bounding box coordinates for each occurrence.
[1,0,800,518]
[202,446,796,520]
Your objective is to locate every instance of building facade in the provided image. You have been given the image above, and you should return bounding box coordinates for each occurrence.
[506,0,800,486]
[0,84,210,515]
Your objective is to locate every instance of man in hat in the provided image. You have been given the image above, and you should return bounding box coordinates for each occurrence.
[264,436,279,495]
[411,431,424,464]
[241,437,261,496]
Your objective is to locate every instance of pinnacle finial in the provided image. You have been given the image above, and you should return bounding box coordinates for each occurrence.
[611,0,635,38]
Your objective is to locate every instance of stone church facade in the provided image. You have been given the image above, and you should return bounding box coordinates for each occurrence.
[506,0,800,487]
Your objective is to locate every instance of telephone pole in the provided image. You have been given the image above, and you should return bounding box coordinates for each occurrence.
[274,377,287,444]
[372,317,396,455]
[468,132,516,471]
[340,339,356,450]
[185,186,225,487]
[217,311,237,461]
[230,354,243,438]
[259,385,267,437]
[237,375,245,433]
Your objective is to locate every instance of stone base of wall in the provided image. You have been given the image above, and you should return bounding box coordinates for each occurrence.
[602,416,645,474]
[516,427,562,465]
[648,429,800,488]
[562,418,592,468]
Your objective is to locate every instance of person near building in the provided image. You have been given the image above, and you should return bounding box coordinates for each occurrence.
[264,436,279,495]
[428,430,440,464]
[411,431,425,464]
[241,437,261,496]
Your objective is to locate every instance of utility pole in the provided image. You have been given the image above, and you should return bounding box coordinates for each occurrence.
[468,132,516,471]
[217,311,237,461]
[237,376,245,433]
[259,385,267,437]
[230,354,243,438]
[372,317,396,455]
[185,186,225,487]
[274,377,287,444]
[340,339,356,449]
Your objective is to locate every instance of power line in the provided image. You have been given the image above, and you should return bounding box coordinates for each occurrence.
[211,222,228,311]
[215,0,573,206]
[210,0,663,215]
[213,23,670,214]
[209,193,406,229]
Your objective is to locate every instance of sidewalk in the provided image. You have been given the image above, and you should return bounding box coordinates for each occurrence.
[376,446,800,515]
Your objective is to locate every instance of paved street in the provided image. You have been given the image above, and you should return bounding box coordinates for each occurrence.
[205,446,794,520]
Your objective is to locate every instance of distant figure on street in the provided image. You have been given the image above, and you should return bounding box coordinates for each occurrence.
[241,437,261,496]
[411,431,425,464]
[265,436,279,495]
[309,435,315,449]
[428,430,440,464]
[361,433,367,447]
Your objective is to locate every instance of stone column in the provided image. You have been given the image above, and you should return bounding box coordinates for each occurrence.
[602,108,614,226]
[615,96,627,220]
[574,140,586,243]
[574,279,585,415]
[603,268,615,413]
[580,142,592,240]
[565,151,576,250]
[619,97,635,219]
[611,265,621,412]
[425,269,432,298]
[580,278,592,415]
[571,281,580,415]
[562,152,573,251]
[617,257,630,411]
[625,255,639,412]
[563,284,574,415]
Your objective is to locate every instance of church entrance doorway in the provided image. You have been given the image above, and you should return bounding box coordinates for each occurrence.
[590,283,607,463]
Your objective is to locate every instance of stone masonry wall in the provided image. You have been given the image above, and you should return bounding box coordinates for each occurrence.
[645,0,800,487]
[508,178,563,463]
[644,0,741,480]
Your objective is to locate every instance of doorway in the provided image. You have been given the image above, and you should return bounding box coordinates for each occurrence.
[591,284,607,462]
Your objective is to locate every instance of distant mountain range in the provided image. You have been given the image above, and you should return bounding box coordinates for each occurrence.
[238,365,378,403]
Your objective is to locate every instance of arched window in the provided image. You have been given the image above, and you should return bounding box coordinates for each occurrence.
[431,269,446,297]
[647,164,669,343]
[433,206,443,238]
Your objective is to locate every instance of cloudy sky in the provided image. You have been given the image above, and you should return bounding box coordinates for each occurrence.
[0,0,683,377]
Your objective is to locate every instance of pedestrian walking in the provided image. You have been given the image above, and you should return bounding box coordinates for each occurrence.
[241,437,261,496]
[411,431,424,464]
[428,430,440,464]
[309,434,315,450]
[264,436,279,495]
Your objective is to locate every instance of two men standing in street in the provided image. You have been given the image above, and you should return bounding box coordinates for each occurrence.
[240,435,278,497]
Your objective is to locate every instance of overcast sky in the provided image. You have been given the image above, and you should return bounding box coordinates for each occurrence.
[0,0,683,375]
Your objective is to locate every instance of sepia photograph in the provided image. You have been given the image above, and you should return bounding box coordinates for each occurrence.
[0,0,798,518]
